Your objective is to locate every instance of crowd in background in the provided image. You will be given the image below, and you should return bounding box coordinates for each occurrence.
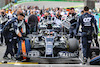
[0,5,99,22]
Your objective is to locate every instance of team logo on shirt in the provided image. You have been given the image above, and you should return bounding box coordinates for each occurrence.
[83,17,92,26]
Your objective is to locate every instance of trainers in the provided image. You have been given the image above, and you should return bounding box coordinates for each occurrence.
[3,56,10,60]
[11,56,16,60]
[83,57,87,64]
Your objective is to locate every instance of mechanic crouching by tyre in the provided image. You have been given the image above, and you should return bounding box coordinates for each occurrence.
[0,9,8,46]
[76,6,98,64]
[2,13,25,60]
[67,8,78,38]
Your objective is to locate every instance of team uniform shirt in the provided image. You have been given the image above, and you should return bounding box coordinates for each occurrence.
[2,18,24,40]
[17,19,26,34]
[76,13,97,34]
[67,13,78,24]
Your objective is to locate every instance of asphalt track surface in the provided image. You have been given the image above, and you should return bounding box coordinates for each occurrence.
[0,1,100,67]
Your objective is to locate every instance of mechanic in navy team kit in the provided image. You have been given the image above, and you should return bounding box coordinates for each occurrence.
[2,13,25,60]
[12,9,23,55]
[12,9,30,55]
[0,9,9,46]
[76,6,98,63]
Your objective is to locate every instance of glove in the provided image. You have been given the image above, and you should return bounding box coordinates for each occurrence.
[20,37,25,40]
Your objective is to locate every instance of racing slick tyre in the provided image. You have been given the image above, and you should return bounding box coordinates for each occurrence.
[68,38,79,52]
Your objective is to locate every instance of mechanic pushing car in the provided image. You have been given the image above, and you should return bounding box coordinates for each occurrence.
[76,6,98,64]
[12,9,23,55]
[13,9,30,55]
[2,13,25,60]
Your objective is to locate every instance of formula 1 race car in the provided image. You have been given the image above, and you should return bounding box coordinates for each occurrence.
[17,19,81,64]
[25,29,81,64]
